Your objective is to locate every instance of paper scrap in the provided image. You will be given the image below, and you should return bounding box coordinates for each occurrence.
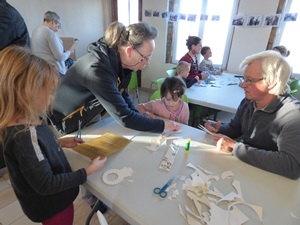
[159,144,179,171]
[70,40,79,50]
[290,212,300,220]
[73,132,130,159]
[102,167,133,185]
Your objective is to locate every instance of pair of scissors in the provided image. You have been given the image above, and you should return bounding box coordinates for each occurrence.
[74,120,82,140]
[153,176,177,198]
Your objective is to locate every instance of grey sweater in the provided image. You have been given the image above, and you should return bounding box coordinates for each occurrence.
[220,94,300,179]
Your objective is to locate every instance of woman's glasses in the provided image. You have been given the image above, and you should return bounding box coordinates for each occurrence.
[133,47,152,62]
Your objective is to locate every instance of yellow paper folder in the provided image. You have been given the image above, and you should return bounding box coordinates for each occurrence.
[73,132,131,159]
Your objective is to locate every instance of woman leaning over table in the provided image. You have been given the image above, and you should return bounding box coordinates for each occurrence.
[179,36,207,81]
[48,21,180,135]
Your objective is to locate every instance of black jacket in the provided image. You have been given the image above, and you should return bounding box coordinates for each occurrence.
[0,0,30,50]
[49,38,164,134]
[3,124,86,222]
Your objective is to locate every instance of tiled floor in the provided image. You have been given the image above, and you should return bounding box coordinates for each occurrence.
[0,171,129,225]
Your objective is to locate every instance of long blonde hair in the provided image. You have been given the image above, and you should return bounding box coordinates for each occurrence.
[0,46,58,140]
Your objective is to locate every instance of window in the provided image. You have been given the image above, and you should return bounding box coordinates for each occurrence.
[274,0,300,75]
[117,0,139,26]
[169,0,239,67]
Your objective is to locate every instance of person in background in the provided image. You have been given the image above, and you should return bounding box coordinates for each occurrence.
[137,76,189,124]
[272,45,290,57]
[0,0,30,50]
[31,11,74,76]
[205,50,300,180]
[179,36,207,81]
[199,46,223,75]
[0,46,107,225]
[175,61,200,88]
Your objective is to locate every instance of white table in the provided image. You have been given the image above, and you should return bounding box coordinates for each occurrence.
[185,73,244,113]
[64,117,300,225]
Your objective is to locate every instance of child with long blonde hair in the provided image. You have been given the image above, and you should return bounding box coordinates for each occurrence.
[0,46,107,225]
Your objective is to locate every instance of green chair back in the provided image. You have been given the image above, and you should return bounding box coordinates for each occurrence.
[128,71,138,90]
[150,90,161,101]
[166,69,177,77]
[289,79,300,96]
[128,71,140,102]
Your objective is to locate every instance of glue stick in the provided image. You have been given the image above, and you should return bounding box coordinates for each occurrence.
[185,138,190,154]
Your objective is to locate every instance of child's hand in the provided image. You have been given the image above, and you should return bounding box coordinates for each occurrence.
[216,69,223,75]
[201,73,208,80]
[195,76,200,84]
[86,156,107,176]
[58,137,84,148]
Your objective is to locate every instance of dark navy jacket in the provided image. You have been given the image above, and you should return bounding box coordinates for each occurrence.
[50,37,164,134]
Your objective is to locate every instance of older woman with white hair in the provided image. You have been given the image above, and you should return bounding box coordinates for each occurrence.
[31,11,74,76]
[204,50,300,180]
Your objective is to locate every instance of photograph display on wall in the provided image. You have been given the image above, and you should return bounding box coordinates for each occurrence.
[145,10,295,29]
[144,9,152,17]
[246,15,262,27]
[162,11,168,19]
[263,14,281,27]
[211,15,220,21]
[284,13,297,21]
[178,13,186,20]
[187,14,197,22]
[153,10,159,17]
[168,12,178,22]
[200,14,208,21]
[232,15,246,26]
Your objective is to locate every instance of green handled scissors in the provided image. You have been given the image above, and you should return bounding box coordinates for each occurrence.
[153,176,177,198]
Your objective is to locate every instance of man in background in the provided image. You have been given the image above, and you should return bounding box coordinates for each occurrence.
[0,0,30,50]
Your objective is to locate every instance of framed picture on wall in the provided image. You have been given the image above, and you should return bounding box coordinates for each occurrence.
[232,15,246,26]
[283,13,297,22]
[263,14,281,27]
[245,15,262,27]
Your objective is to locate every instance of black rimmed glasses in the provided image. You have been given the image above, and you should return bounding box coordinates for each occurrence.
[133,47,152,62]
[242,77,264,85]
[54,20,61,29]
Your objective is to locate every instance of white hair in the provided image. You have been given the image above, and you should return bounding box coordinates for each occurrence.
[240,50,292,95]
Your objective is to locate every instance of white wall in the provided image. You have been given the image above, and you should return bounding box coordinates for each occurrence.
[8,0,281,88]
[142,0,280,88]
[8,0,111,58]
[227,0,280,73]
[139,0,174,89]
